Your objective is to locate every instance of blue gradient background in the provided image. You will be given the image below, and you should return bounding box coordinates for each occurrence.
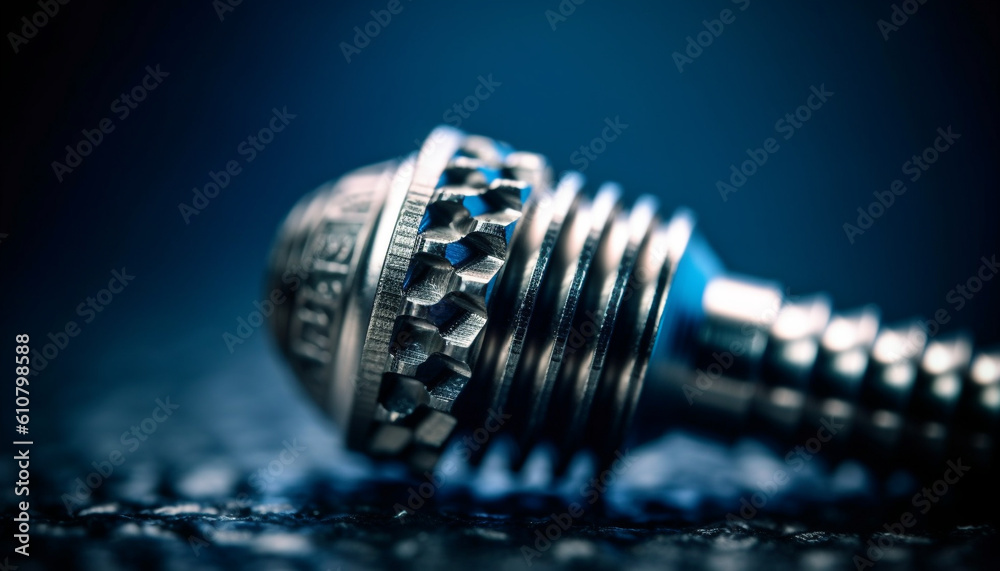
[1,0,998,512]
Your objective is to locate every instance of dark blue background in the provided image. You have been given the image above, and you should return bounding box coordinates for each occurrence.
[1,0,998,506]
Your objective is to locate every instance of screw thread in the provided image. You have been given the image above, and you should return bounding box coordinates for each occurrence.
[642,277,999,478]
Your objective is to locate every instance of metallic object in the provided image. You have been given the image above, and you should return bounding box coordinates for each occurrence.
[268,126,999,478]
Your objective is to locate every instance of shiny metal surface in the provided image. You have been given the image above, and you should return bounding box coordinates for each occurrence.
[269,126,998,478]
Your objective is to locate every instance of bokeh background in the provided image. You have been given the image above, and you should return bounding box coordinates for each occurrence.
[1,0,999,569]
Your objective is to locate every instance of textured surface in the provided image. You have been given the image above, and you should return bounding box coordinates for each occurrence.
[14,501,998,571]
[6,338,997,570]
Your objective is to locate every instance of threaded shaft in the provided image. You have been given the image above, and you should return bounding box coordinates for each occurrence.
[642,277,1000,478]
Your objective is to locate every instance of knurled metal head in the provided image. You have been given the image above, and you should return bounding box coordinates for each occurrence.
[268,127,550,470]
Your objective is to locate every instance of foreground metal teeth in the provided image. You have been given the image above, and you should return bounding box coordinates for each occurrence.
[358,130,542,470]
